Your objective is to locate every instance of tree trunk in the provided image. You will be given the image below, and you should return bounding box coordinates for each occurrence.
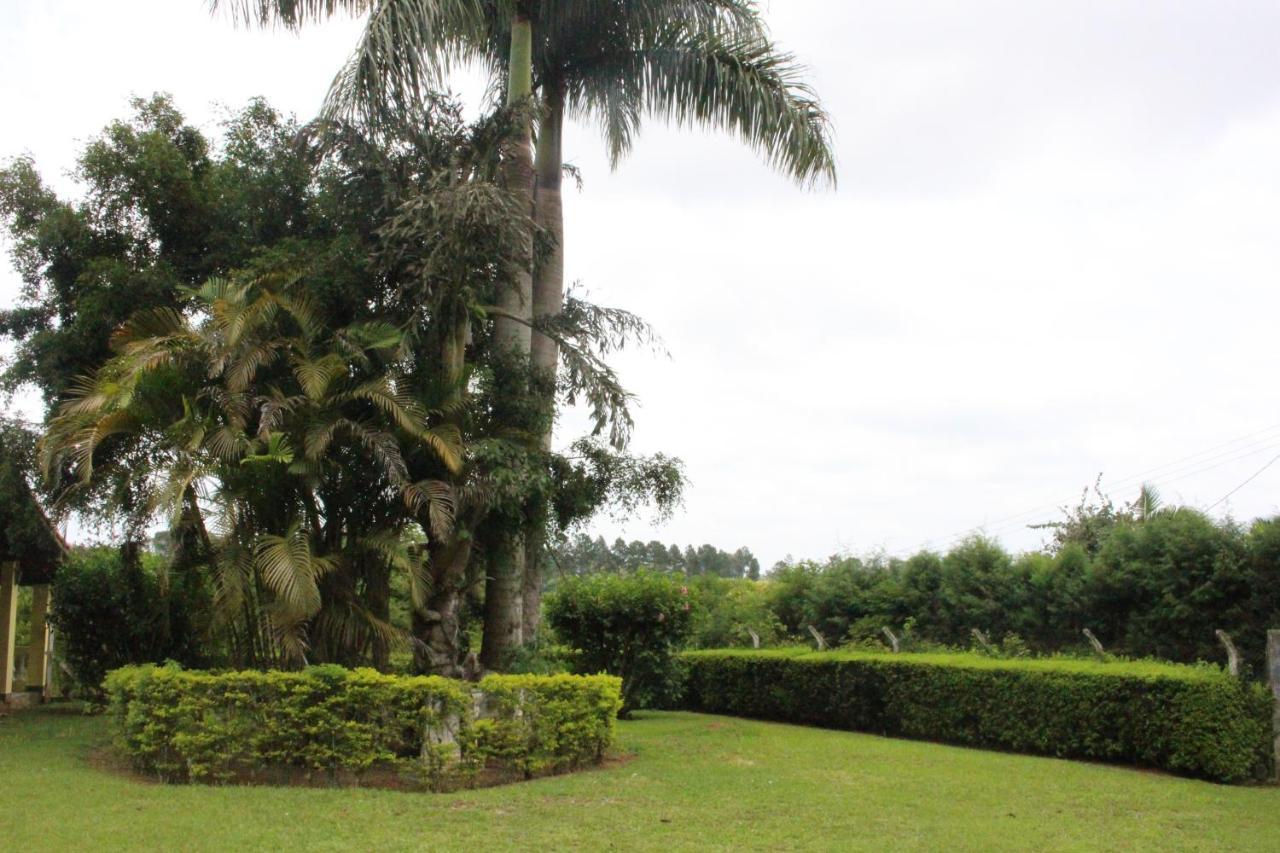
[483,6,536,668]
[518,87,567,646]
[414,309,473,677]
[414,538,473,678]
[493,10,536,356]
[522,526,545,642]
[530,86,565,413]
[480,527,524,670]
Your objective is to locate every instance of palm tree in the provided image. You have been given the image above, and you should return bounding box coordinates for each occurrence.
[212,0,835,657]
[215,0,545,670]
[509,1,837,638]
[43,271,462,667]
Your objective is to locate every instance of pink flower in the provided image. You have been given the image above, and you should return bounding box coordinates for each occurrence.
[680,586,688,596]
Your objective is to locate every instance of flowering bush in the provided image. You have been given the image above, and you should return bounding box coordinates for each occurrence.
[545,570,692,714]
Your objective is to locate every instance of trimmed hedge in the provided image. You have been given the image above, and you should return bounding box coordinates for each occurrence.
[104,664,621,787]
[681,649,1273,783]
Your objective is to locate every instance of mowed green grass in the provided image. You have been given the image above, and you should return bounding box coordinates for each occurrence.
[2,705,1276,851]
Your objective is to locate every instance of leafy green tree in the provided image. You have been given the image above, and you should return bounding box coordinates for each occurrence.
[545,569,692,714]
[687,574,780,648]
[50,546,208,696]
[0,96,311,409]
[765,558,820,636]
[1089,509,1251,666]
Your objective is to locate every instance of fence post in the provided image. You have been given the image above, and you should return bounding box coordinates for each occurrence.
[1215,629,1240,678]
[1082,628,1106,658]
[970,628,996,655]
[1268,630,1280,782]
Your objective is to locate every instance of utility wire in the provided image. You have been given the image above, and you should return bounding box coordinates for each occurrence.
[973,439,1280,542]
[940,439,1280,550]
[899,420,1280,557]
[1206,452,1280,512]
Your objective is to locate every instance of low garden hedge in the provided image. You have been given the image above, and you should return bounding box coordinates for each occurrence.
[104,664,622,787]
[681,648,1273,783]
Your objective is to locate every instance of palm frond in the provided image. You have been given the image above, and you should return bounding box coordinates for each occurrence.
[210,0,374,29]
[321,0,491,128]
[403,478,456,540]
[292,352,349,401]
[255,523,333,617]
[574,23,836,186]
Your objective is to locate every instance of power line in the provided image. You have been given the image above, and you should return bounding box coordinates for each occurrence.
[1097,421,1280,488]
[1206,452,1280,512]
[963,439,1280,547]
[898,421,1280,557]
[976,438,1280,542]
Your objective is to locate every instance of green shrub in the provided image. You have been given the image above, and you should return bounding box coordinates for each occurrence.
[506,642,579,676]
[104,664,621,787]
[688,575,783,649]
[681,649,1272,783]
[51,546,208,695]
[545,570,692,714]
[477,673,622,776]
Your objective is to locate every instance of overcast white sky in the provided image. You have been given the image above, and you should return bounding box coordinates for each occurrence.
[3,1,1279,567]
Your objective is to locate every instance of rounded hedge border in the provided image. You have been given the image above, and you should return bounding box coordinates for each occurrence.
[105,664,622,788]
[680,648,1273,783]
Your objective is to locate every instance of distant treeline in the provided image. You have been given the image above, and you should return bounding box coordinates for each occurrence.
[553,534,761,579]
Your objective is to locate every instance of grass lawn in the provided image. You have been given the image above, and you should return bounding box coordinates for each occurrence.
[2,704,1276,851]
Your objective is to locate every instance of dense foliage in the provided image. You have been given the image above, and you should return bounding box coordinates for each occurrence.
[545,570,692,713]
[104,664,621,787]
[681,649,1273,783]
[3,95,680,676]
[686,575,782,649]
[767,508,1280,674]
[50,547,208,694]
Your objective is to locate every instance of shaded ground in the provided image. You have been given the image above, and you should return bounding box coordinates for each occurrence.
[2,704,1276,851]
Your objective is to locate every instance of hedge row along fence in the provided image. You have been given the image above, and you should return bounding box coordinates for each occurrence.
[680,648,1272,783]
[104,665,622,788]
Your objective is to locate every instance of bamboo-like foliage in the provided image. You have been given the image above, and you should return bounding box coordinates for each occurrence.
[43,271,459,666]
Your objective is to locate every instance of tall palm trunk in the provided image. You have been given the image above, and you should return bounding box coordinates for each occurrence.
[521,83,567,643]
[530,84,565,403]
[480,521,524,670]
[492,8,536,355]
[482,5,536,670]
[417,308,473,676]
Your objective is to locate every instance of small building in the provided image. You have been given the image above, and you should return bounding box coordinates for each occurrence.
[0,426,67,704]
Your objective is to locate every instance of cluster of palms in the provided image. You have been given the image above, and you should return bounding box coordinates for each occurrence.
[47,1,834,676]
